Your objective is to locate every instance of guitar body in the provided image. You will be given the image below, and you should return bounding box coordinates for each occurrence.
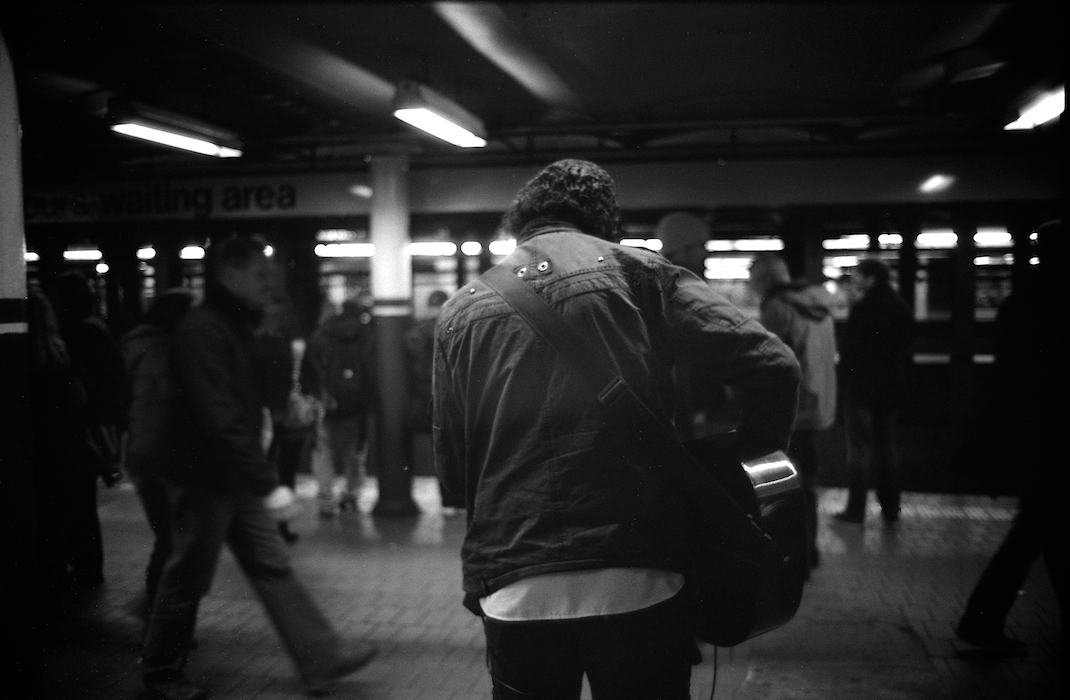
[682,444,808,647]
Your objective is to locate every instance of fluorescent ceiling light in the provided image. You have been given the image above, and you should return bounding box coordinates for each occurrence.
[393,79,487,148]
[64,249,102,261]
[409,241,458,257]
[105,98,243,158]
[974,228,1012,248]
[823,235,870,250]
[460,241,483,256]
[916,231,958,249]
[488,239,516,257]
[1004,86,1064,130]
[919,174,955,193]
[315,243,375,258]
[111,123,242,158]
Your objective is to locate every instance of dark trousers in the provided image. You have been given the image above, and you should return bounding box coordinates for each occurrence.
[142,482,342,685]
[961,490,1068,635]
[483,596,696,700]
[269,424,316,489]
[844,402,901,519]
[129,468,173,609]
[788,429,820,565]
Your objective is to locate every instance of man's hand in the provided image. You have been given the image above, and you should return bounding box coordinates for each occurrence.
[264,486,300,521]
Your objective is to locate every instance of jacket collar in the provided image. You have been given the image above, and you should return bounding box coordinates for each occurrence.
[517,217,582,244]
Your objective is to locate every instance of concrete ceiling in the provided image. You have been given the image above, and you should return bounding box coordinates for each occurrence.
[1,2,1062,183]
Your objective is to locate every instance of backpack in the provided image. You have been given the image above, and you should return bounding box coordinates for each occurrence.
[316,330,373,418]
[121,327,179,462]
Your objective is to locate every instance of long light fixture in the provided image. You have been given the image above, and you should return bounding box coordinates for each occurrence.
[1004,85,1064,131]
[107,98,243,158]
[392,79,487,148]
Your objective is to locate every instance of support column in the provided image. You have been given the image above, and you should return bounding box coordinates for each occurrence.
[368,156,419,516]
[1,32,43,699]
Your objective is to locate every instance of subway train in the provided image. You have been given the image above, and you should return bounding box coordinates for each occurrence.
[19,159,1060,496]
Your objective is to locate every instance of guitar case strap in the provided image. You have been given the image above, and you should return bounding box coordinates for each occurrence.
[481,263,767,561]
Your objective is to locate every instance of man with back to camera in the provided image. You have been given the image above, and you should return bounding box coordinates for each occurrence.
[140,235,376,700]
[748,253,837,571]
[432,159,801,699]
[834,257,913,525]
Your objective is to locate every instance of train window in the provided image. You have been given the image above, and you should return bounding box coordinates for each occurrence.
[702,237,783,316]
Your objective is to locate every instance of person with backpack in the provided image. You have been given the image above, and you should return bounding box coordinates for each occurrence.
[309,294,377,517]
[748,253,838,571]
[120,288,196,625]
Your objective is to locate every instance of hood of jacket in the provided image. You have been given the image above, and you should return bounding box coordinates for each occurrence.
[763,282,833,321]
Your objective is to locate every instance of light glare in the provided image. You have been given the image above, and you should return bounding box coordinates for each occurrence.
[64,249,103,261]
[1005,86,1064,130]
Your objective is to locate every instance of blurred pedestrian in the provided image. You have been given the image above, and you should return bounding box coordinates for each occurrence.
[434,160,800,698]
[405,289,463,516]
[308,294,376,517]
[834,258,913,525]
[27,286,95,607]
[119,288,195,624]
[49,270,128,591]
[749,252,837,570]
[254,300,322,543]
[140,235,376,700]
[956,220,1067,656]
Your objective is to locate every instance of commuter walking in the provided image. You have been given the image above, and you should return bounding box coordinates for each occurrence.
[749,253,837,570]
[140,235,376,700]
[119,288,195,622]
[956,220,1067,655]
[834,258,913,525]
[254,300,322,543]
[49,270,128,592]
[27,287,99,608]
[433,159,800,699]
[308,295,376,517]
[405,289,463,516]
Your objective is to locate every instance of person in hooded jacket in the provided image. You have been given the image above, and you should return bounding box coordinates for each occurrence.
[749,253,837,570]
[307,295,376,517]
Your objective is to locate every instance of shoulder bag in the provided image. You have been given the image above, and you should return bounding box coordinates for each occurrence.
[283,339,322,430]
[481,263,808,646]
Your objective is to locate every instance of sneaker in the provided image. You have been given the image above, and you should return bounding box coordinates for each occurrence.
[144,674,208,700]
[318,497,339,519]
[833,510,864,524]
[956,621,1028,657]
[338,492,359,513]
[305,641,378,696]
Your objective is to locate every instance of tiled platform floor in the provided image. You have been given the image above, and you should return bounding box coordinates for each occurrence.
[39,477,1063,699]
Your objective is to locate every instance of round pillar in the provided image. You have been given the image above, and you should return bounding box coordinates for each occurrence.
[369,155,419,516]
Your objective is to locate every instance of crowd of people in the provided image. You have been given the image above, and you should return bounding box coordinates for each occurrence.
[25,160,1063,699]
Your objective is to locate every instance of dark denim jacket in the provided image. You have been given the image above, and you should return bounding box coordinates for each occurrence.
[433,222,800,602]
